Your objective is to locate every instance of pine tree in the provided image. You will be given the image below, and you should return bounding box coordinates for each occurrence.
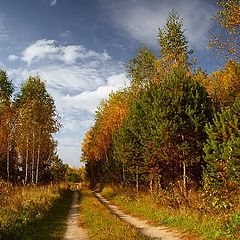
[204,97,240,192]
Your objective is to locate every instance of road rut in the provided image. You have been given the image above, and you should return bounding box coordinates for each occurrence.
[62,191,89,240]
[93,192,182,240]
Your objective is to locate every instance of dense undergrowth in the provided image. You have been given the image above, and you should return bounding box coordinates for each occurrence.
[0,180,70,239]
[101,185,240,240]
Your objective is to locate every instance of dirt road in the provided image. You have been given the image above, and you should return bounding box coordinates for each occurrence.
[93,192,182,240]
[62,191,89,240]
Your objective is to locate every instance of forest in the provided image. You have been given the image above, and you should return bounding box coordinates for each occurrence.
[82,1,240,194]
[82,0,240,239]
[81,2,240,237]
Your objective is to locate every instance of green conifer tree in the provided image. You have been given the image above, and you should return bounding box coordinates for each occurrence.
[204,97,240,192]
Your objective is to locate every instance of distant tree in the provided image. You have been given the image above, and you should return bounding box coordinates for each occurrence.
[66,172,80,183]
[48,156,68,183]
[82,89,131,187]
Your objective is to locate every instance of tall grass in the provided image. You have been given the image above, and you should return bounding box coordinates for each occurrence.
[18,190,73,240]
[101,185,240,240]
[0,180,69,239]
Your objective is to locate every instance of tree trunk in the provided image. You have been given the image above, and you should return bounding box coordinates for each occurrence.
[136,165,139,192]
[31,132,35,184]
[122,163,125,184]
[25,139,29,184]
[183,161,187,197]
[35,144,40,185]
[150,175,153,194]
[6,140,10,182]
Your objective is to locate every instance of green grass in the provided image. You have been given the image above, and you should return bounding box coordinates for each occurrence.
[18,190,73,240]
[0,181,71,240]
[101,186,240,240]
[80,189,151,240]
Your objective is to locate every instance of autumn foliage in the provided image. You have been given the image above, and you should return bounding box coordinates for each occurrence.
[82,5,240,199]
[0,74,62,184]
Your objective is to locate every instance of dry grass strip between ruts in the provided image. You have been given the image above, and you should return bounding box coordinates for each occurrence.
[93,192,182,240]
[79,189,150,240]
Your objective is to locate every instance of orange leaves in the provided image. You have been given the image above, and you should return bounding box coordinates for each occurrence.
[210,0,240,60]
[194,60,240,108]
[82,90,131,163]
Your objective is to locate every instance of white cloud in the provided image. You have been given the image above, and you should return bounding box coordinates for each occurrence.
[22,39,58,65]
[8,54,19,61]
[62,73,129,113]
[50,0,57,6]
[21,39,111,65]
[8,41,128,166]
[26,65,106,93]
[106,0,216,49]
[58,145,82,167]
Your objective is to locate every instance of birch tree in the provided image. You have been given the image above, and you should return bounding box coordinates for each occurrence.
[15,76,60,184]
[0,70,14,181]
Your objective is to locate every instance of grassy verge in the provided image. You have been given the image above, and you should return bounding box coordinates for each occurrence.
[18,190,73,240]
[0,181,70,239]
[101,186,240,240]
[80,189,151,240]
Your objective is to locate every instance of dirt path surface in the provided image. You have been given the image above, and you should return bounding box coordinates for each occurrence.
[62,191,89,240]
[93,192,182,240]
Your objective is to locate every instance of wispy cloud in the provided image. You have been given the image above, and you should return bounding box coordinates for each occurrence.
[8,54,19,61]
[21,39,111,66]
[62,73,129,113]
[105,0,216,49]
[50,0,57,6]
[0,14,9,41]
[59,30,72,38]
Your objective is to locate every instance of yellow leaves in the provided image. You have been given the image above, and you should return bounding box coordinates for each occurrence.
[82,90,131,163]
[195,60,240,108]
[211,0,240,59]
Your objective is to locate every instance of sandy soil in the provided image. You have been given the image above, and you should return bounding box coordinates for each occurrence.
[62,191,89,240]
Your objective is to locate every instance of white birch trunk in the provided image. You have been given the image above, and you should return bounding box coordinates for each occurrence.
[31,132,35,184]
[35,144,40,185]
[25,138,29,184]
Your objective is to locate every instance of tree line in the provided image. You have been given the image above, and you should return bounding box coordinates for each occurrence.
[82,0,240,196]
[0,73,64,184]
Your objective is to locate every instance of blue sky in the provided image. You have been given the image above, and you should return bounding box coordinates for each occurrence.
[0,0,218,167]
